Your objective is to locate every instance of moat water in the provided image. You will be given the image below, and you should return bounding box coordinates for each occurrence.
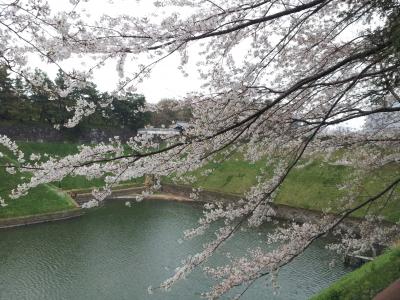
[0,201,351,299]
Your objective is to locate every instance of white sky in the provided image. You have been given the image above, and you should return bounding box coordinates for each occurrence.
[32,0,204,103]
[31,0,364,128]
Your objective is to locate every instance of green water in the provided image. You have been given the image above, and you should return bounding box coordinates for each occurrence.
[0,201,350,299]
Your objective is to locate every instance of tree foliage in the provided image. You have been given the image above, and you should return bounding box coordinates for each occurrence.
[0,66,150,131]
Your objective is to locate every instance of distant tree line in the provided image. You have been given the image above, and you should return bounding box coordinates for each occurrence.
[0,65,192,133]
[0,66,150,131]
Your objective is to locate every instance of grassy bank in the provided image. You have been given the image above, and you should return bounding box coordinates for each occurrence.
[0,141,144,219]
[311,246,400,300]
[17,142,143,190]
[173,151,400,222]
[0,148,76,218]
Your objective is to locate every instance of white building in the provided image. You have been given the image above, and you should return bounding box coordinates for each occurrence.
[137,128,180,136]
[138,121,191,136]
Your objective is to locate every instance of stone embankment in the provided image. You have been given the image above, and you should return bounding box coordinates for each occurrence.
[0,124,135,143]
[159,184,378,228]
[100,183,394,231]
[0,208,84,229]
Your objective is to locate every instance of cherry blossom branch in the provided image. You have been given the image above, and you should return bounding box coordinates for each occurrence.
[226,177,400,300]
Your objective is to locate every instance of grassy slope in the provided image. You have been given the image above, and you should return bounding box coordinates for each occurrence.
[174,152,400,222]
[278,160,399,221]
[0,141,142,219]
[17,142,143,190]
[0,150,76,219]
[17,141,106,190]
[311,246,400,300]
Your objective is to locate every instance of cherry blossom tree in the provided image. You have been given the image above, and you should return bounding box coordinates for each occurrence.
[0,0,400,298]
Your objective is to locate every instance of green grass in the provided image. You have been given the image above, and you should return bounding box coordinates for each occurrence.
[0,139,142,218]
[276,161,400,221]
[277,160,350,210]
[0,150,76,219]
[311,246,400,300]
[17,141,107,190]
[17,141,143,190]
[18,141,81,157]
[170,152,400,222]
[0,140,145,219]
[178,152,266,195]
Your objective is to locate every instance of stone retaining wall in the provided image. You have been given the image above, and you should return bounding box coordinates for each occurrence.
[0,124,135,143]
[0,209,84,229]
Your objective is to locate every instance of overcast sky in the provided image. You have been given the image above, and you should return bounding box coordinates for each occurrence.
[33,0,364,128]
[32,0,204,103]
